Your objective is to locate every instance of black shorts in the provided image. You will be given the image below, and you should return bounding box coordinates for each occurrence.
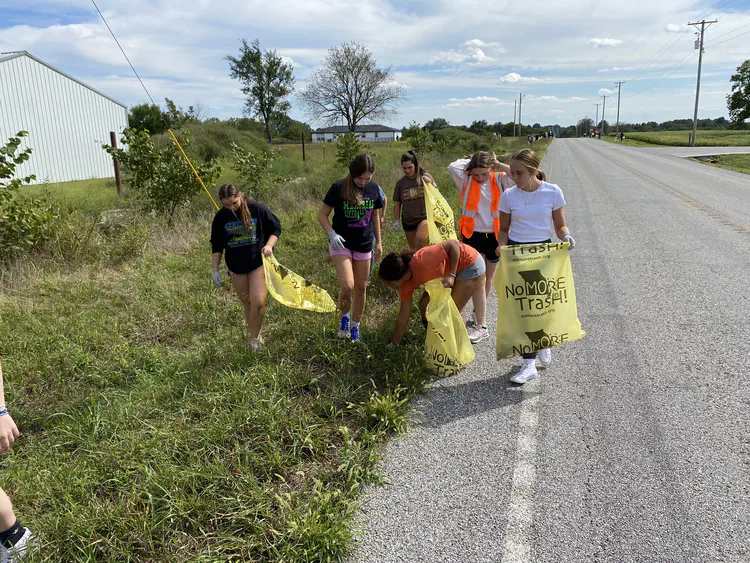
[462,231,500,263]
[402,221,420,232]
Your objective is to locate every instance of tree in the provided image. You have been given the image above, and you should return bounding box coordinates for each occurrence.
[401,121,423,139]
[468,120,489,135]
[424,118,450,131]
[727,60,750,127]
[226,39,295,143]
[128,103,169,135]
[299,42,406,133]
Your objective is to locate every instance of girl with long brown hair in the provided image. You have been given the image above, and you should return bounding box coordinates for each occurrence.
[317,154,384,343]
[210,183,281,351]
[392,150,435,251]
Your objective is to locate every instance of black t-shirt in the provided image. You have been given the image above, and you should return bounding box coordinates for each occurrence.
[323,180,384,252]
[210,199,282,274]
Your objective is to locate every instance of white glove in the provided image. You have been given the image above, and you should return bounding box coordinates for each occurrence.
[563,234,576,250]
[386,342,397,351]
[392,220,401,232]
[328,230,346,251]
[211,269,222,287]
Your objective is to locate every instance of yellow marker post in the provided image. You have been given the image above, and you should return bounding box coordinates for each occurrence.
[167,129,219,211]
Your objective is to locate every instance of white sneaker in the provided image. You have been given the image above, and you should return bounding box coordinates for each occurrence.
[247,338,263,352]
[510,359,538,384]
[537,348,552,368]
[1,528,34,563]
[469,325,489,344]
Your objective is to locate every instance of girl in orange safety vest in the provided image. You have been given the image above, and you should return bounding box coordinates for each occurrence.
[447,151,514,344]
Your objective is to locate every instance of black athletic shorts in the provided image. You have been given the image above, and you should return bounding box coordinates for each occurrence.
[402,221,420,232]
[462,231,500,263]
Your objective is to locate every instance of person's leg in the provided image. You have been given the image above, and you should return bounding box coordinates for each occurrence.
[332,254,355,315]
[245,266,268,341]
[414,220,429,250]
[405,229,417,250]
[231,273,253,339]
[484,258,498,298]
[418,291,430,326]
[351,259,370,323]
[369,234,376,278]
[451,275,483,312]
[0,488,30,556]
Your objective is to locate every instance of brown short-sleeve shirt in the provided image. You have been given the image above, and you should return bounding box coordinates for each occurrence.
[393,176,427,227]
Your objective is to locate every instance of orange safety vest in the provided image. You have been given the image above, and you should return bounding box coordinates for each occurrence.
[458,172,504,239]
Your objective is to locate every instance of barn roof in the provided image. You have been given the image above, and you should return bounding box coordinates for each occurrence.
[0,50,127,109]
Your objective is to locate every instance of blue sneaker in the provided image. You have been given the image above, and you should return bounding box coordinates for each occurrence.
[338,315,350,339]
[350,324,360,343]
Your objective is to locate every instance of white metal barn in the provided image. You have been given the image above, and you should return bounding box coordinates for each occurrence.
[0,51,129,184]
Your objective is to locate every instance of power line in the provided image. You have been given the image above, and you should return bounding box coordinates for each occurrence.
[90,0,157,106]
[705,20,750,45]
[625,51,698,98]
[705,27,750,47]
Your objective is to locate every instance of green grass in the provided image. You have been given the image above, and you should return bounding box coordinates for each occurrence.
[602,129,750,147]
[0,137,551,562]
[21,178,121,216]
[689,153,750,175]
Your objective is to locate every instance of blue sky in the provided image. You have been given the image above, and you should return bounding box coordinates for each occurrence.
[2,0,749,128]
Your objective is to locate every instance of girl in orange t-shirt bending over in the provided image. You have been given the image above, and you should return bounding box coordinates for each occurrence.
[379,240,486,346]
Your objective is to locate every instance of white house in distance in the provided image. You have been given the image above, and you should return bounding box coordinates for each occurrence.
[313,124,402,143]
[0,51,129,184]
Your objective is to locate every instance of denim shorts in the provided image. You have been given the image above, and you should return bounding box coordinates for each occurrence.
[456,255,486,281]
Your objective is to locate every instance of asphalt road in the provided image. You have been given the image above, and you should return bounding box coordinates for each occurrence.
[352,139,749,563]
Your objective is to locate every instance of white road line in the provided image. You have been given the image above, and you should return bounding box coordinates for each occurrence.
[502,393,540,563]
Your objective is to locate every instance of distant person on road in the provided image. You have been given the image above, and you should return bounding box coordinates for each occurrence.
[448,151,514,344]
[379,240,486,346]
[495,148,575,384]
[0,361,35,562]
[392,150,436,251]
[211,183,281,352]
[318,154,384,343]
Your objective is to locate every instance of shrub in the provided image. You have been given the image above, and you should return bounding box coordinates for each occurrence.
[335,132,363,170]
[103,129,221,225]
[230,142,278,201]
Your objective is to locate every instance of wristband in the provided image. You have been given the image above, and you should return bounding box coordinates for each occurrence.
[446,273,456,278]
[0,409,9,417]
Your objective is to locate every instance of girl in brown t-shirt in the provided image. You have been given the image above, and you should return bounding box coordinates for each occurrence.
[392,151,435,251]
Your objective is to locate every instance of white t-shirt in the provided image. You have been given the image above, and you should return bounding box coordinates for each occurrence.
[447,158,515,233]
[499,181,566,242]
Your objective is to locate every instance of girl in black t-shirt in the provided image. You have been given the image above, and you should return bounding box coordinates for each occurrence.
[210,183,281,351]
[317,154,384,343]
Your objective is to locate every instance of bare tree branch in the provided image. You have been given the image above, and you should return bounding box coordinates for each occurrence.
[298,42,407,132]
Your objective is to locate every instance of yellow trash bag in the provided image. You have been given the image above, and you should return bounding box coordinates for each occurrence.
[262,254,337,313]
[424,280,475,376]
[493,242,585,360]
[423,180,457,244]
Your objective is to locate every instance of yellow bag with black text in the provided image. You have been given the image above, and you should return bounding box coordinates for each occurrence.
[262,254,337,313]
[423,180,457,244]
[424,279,475,376]
[493,243,585,360]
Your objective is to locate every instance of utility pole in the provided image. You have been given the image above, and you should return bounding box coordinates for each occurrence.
[595,104,600,131]
[513,99,517,137]
[583,116,590,136]
[601,95,608,136]
[518,93,525,139]
[614,81,626,135]
[688,19,717,146]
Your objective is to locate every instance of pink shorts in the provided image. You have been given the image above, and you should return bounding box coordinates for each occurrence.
[329,246,372,261]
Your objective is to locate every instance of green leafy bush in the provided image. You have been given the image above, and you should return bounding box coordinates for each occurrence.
[103,129,221,225]
[230,142,279,201]
[335,132,363,170]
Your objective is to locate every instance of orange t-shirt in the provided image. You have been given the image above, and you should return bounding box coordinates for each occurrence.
[399,242,479,301]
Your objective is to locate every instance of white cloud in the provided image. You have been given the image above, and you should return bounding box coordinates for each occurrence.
[550,109,565,114]
[598,88,616,96]
[571,97,587,101]
[533,95,559,102]
[431,38,505,66]
[445,96,508,108]
[499,72,550,84]
[665,24,685,32]
[588,38,624,48]
[598,66,625,72]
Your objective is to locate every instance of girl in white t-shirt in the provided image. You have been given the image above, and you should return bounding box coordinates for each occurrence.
[496,149,576,384]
